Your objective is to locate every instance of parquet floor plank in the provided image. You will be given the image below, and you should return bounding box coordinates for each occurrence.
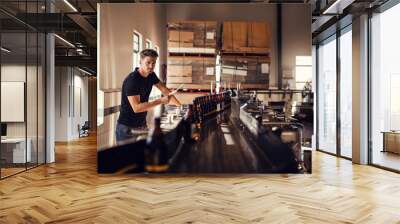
[0,134,400,223]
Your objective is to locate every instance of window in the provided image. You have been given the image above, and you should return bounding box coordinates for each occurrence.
[295,56,312,89]
[133,31,142,70]
[154,45,160,76]
[316,25,353,159]
[0,2,46,179]
[370,3,400,171]
[317,36,337,155]
[150,45,161,98]
[339,28,352,158]
[145,39,152,49]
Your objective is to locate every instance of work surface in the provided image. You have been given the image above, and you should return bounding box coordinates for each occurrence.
[171,102,272,173]
[98,100,280,174]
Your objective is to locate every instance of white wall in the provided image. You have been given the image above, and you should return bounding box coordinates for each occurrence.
[99,3,167,91]
[55,67,89,141]
[98,3,167,149]
[1,63,46,164]
[1,65,36,138]
[282,4,312,88]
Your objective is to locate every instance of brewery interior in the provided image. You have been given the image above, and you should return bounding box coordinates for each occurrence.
[97,3,313,174]
[1,0,400,222]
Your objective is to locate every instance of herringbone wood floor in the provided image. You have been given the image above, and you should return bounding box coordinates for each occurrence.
[1,134,400,223]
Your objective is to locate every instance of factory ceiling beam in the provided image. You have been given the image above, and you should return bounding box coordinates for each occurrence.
[67,13,97,39]
[55,55,96,72]
[8,13,84,32]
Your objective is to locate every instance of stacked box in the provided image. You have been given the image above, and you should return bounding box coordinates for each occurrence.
[222,21,247,52]
[168,30,194,48]
[191,57,216,83]
[167,21,217,89]
[167,56,216,85]
[220,56,270,88]
[222,21,271,53]
[168,21,217,53]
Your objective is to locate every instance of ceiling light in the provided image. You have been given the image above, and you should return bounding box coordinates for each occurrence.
[63,0,78,12]
[78,67,93,76]
[322,0,355,15]
[1,47,11,53]
[54,34,75,48]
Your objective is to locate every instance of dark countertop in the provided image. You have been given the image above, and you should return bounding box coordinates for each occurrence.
[98,100,300,174]
[169,100,273,173]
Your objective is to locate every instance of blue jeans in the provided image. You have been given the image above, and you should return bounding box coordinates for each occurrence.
[115,122,148,145]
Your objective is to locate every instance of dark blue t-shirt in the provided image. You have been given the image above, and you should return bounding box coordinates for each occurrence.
[118,68,160,127]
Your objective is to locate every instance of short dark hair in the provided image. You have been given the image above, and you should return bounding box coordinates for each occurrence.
[140,49,158,59]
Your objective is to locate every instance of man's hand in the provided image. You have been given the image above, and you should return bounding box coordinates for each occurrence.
[155,82,182,106]
[160,95,170,104]
[169,96,182,106]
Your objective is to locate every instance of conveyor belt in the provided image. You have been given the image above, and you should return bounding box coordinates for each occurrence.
[98,98,305,174]
[170,100,273,173]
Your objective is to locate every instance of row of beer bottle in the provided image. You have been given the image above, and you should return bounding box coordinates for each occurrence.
[184,92,231,142]
[192,92,231,124]
[145,92,232,173]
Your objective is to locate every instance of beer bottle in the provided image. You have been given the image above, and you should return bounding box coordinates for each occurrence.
[145,118,169,173]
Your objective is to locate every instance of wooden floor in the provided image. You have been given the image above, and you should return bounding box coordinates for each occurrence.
[1,135,400,223]
[1,167,26,178]
[373,151,400,171]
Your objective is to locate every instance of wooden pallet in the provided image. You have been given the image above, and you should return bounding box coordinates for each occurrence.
[220,50,270,57]
[169,52,216,58]
[167,83,213,91]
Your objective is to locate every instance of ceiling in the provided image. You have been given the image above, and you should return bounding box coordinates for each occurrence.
[0,0,387,75]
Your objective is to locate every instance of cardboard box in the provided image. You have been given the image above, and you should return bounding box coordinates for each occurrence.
[220,56,269,86]
[167,76,192,84]
[238,47,270,54]
[167,65,192,77]
[223,21,247,51]
[168,21,217,48]
[166,83,211,90]
[167,56,216,85]
[222,21,271,53]
[248,22,271,48]
[168,41,194,48]
[168,30,194,42]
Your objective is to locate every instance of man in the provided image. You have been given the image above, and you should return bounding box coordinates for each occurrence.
[116,49,181,144]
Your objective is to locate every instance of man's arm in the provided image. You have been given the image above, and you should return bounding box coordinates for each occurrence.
[155,82,182,106]
[127,95,169,113]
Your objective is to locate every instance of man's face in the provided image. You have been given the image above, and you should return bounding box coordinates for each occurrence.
[140,56,157,76]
